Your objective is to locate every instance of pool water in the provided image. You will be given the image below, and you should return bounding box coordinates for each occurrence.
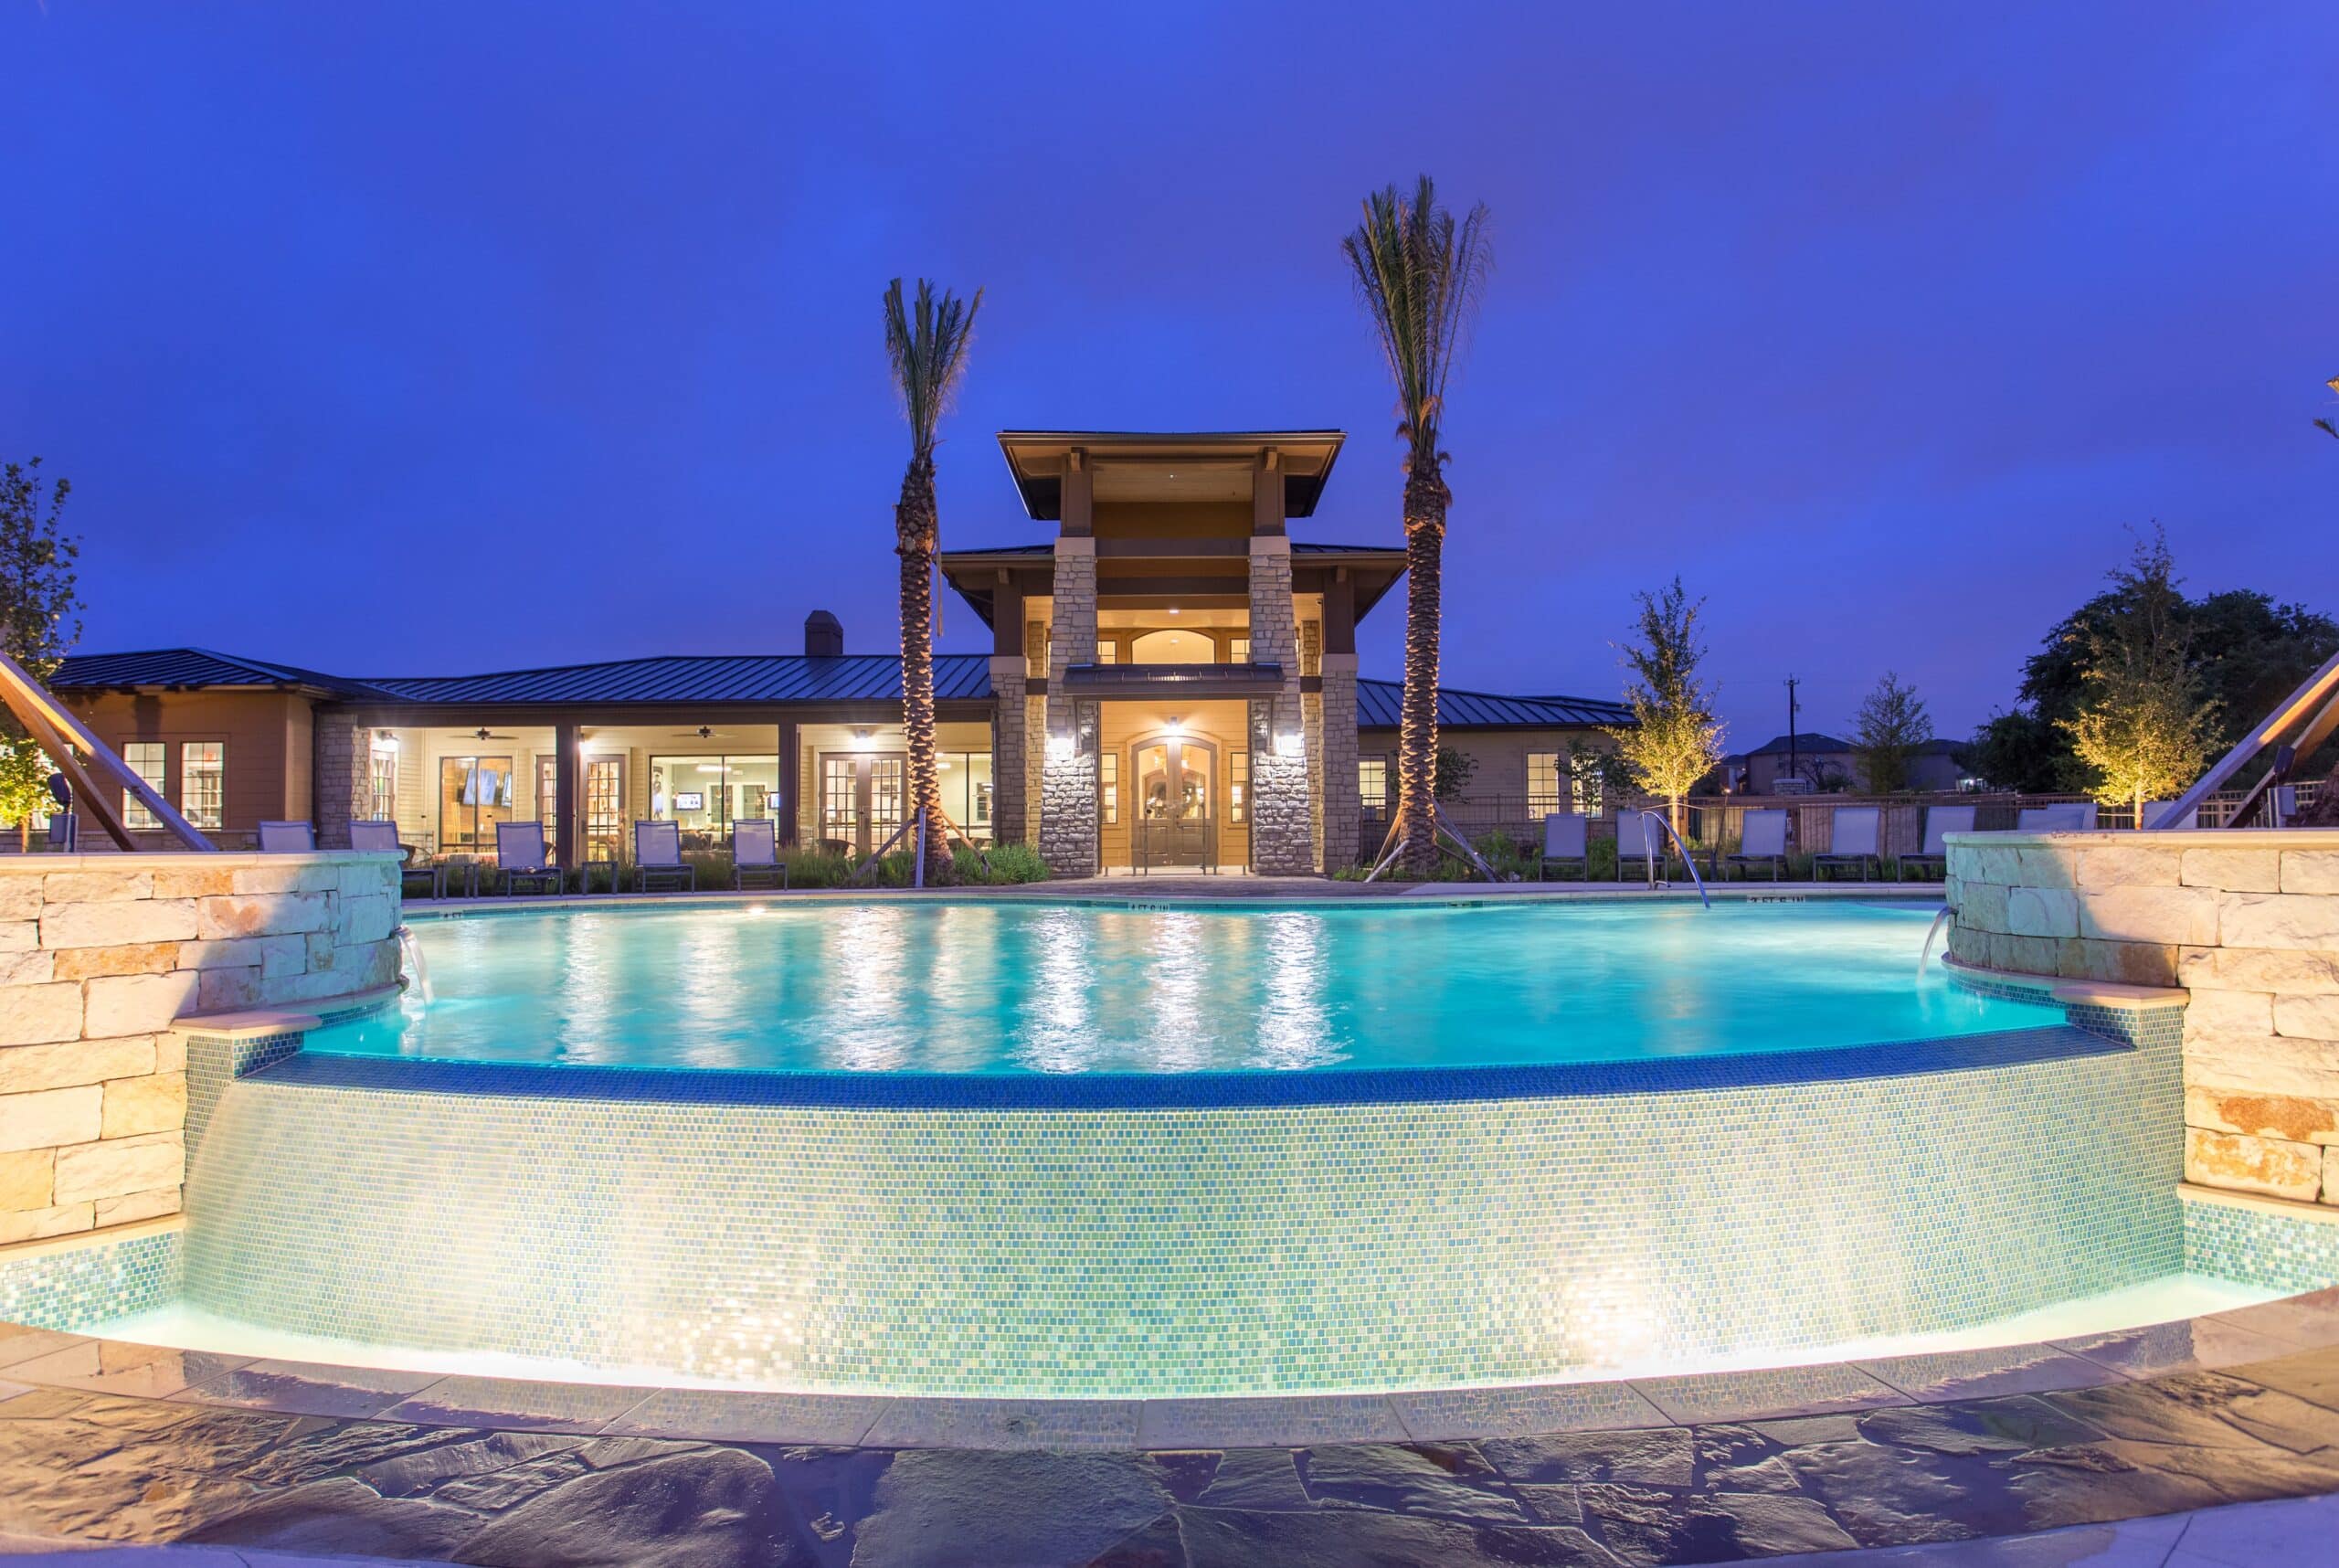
[308,898,2056,1075]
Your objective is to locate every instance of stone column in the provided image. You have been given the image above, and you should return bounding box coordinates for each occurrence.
[312,715,370,849]
[1038,482,1100,875]
[1301,622,1325,870]
[1246,534,1312,874]
[1319,656,1361,871]
[990,658,1028,846]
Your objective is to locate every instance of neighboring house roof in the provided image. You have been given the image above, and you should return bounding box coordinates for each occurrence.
[1357,679,1631,730]
[51,648,399,700]
[57,647,1630,729]
[1740,732,1855,758]
[937,540,1403,557]
[361,653,996,706]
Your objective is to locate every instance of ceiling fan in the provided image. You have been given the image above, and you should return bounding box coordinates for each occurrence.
[461,726,520,742]
[667,725,725,741]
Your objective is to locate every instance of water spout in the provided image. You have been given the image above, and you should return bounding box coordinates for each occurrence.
[395,925,433,1004]
[1918,906,1953,980]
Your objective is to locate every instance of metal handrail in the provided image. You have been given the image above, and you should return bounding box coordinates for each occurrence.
[1636,810,1710,908]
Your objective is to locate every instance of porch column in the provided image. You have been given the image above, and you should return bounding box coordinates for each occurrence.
[1246,454,1312,874]
[312,713,371,849]
[778,719,800,845]
[1319,572,1361,870]
[554,721,577,869]
[1038,451,1099,876]
[990,571,1028,846]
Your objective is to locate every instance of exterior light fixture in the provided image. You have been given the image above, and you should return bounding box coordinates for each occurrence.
[1274,731,1304,758]
[1166,717,1182,736]
[851,728,874,753]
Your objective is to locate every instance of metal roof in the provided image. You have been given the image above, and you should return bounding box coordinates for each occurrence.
[51,648,397,699]
[363,652,994,706]
[938,540,1402,559]
[56,646,1623,727]
[1357,678,1631,730]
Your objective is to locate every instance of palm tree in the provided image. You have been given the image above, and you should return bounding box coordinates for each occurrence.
[883,277,982,879]
[1341,177,1490,873]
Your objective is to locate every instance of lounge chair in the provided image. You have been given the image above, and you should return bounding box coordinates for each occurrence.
[633,820,696,894]
[494,820,563,896]
[45,812,78,852]
[733,818,788,890]
[257,821,316,853]
[1534,812,1590,881]
[1898,804,1975,880]
[1722,809,1789,881]
[1812,806,1881,881]
[2017,802,2098,832]
[2140,800,2199,830]
[351,820,443,900]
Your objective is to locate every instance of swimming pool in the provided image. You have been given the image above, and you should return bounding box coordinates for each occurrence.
[90,891,2214,1395]
[312,899,2054,1075]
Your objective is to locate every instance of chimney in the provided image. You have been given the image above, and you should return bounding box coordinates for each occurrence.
[804,610,843,658]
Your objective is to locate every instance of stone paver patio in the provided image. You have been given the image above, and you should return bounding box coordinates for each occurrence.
[2,1296,2336,1566]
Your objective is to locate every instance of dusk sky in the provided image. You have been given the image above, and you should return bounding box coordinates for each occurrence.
[5,4,2334,748]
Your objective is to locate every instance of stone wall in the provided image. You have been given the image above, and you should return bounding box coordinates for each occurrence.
[0,853,402,1246]
[311,715,371,851]
[1319,657,1361,871]
[1038,538,1099,877]
[1946,829,2339,1207]
[1246,537,1312,874]
[988,659,1028,846]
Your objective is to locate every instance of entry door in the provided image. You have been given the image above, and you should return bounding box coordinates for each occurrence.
[1130,736,1214,867]
[818,752,908,854]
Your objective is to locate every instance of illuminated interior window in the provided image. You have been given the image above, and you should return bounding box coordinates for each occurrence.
[123,742,164,830]
[179,741,225,832]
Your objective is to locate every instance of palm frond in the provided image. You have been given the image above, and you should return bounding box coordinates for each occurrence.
[883,278,984,459]
[1339,175,1490,471]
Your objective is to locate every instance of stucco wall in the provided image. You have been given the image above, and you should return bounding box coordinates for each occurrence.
[1945,829,2339,1207]
[0,853,401,1245]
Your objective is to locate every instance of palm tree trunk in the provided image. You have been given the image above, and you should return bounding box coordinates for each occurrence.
[1393,466,1449,875]
[896,458,947,881]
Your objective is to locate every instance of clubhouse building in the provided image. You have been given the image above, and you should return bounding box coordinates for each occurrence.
[53,431,1628,874]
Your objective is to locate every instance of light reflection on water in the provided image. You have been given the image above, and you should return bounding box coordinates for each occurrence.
[325,900,2059,1075]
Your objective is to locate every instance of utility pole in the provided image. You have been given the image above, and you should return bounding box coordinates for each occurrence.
[1785,675,1801,790]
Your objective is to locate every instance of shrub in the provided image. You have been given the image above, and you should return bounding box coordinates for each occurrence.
[982,842,1049,884]
[779,849,851,888]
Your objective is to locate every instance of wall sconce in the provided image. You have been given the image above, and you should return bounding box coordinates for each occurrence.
[1274,730,1304,758]
[851,728,874,753]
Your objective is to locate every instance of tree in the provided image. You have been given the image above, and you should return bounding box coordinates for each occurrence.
[2063,528,2219,822]
[1341,176,1490,874]
[0,461,79,848]
[882,278,980,879]
[1851,672,1933,792]
[1432,745,1476,802]
[1966,532,2335,791]
[1605,577,1725,832]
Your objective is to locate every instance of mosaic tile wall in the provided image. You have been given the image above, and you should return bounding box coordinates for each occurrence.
[180,1021,2186,1397]
[0,1224,180,1330]
[2183,1195,2339,1294]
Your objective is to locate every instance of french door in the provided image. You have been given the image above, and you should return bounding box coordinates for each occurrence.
[819,752,906,855]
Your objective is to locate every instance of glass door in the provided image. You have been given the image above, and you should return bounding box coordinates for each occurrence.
[869,756,905,851]
[584,758,624,862]
[817,752,909,855]
[1131,736,1213,868]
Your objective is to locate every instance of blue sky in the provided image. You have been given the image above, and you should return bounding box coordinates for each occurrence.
[4,3,2334,747]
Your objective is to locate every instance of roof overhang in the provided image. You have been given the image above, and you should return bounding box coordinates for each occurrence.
[996,430,1345,520]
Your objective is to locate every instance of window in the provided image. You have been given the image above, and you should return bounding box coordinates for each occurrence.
[650,754,780,839]
[1528,753,1562,815]
[367,736,398,824]
[1229,749,1248,824]
[1229,638,1251,664]
[584,758,624,861]
[180,742,225,831]
[1094,641,1118,664]
[1359,757,1389,817]
[1099,748,1118,825]
[438,756,513,851]
[938,751,993,839]
[123,742,165,830]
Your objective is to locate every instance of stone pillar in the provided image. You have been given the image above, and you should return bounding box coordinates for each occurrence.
[1301,622,1325,869]
[1320,654,1361,871]
[1038,475,1100,875]
[990,658,1028,846]
[1246,533,1312,874]
[312,715,370,849]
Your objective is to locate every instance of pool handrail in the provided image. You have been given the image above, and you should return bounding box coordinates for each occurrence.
[1635,809,1710,907]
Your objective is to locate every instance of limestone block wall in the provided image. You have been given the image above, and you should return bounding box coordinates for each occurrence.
[1039,538,1100,877]
[0,853,402,1246]
[1946,829,2339,1207]
[989,659,1028,846]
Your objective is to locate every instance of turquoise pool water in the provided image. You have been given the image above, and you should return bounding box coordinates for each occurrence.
[306,898,2058,1075]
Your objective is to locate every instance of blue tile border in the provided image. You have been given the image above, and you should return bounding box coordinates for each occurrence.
[271,1023,2126,1110]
